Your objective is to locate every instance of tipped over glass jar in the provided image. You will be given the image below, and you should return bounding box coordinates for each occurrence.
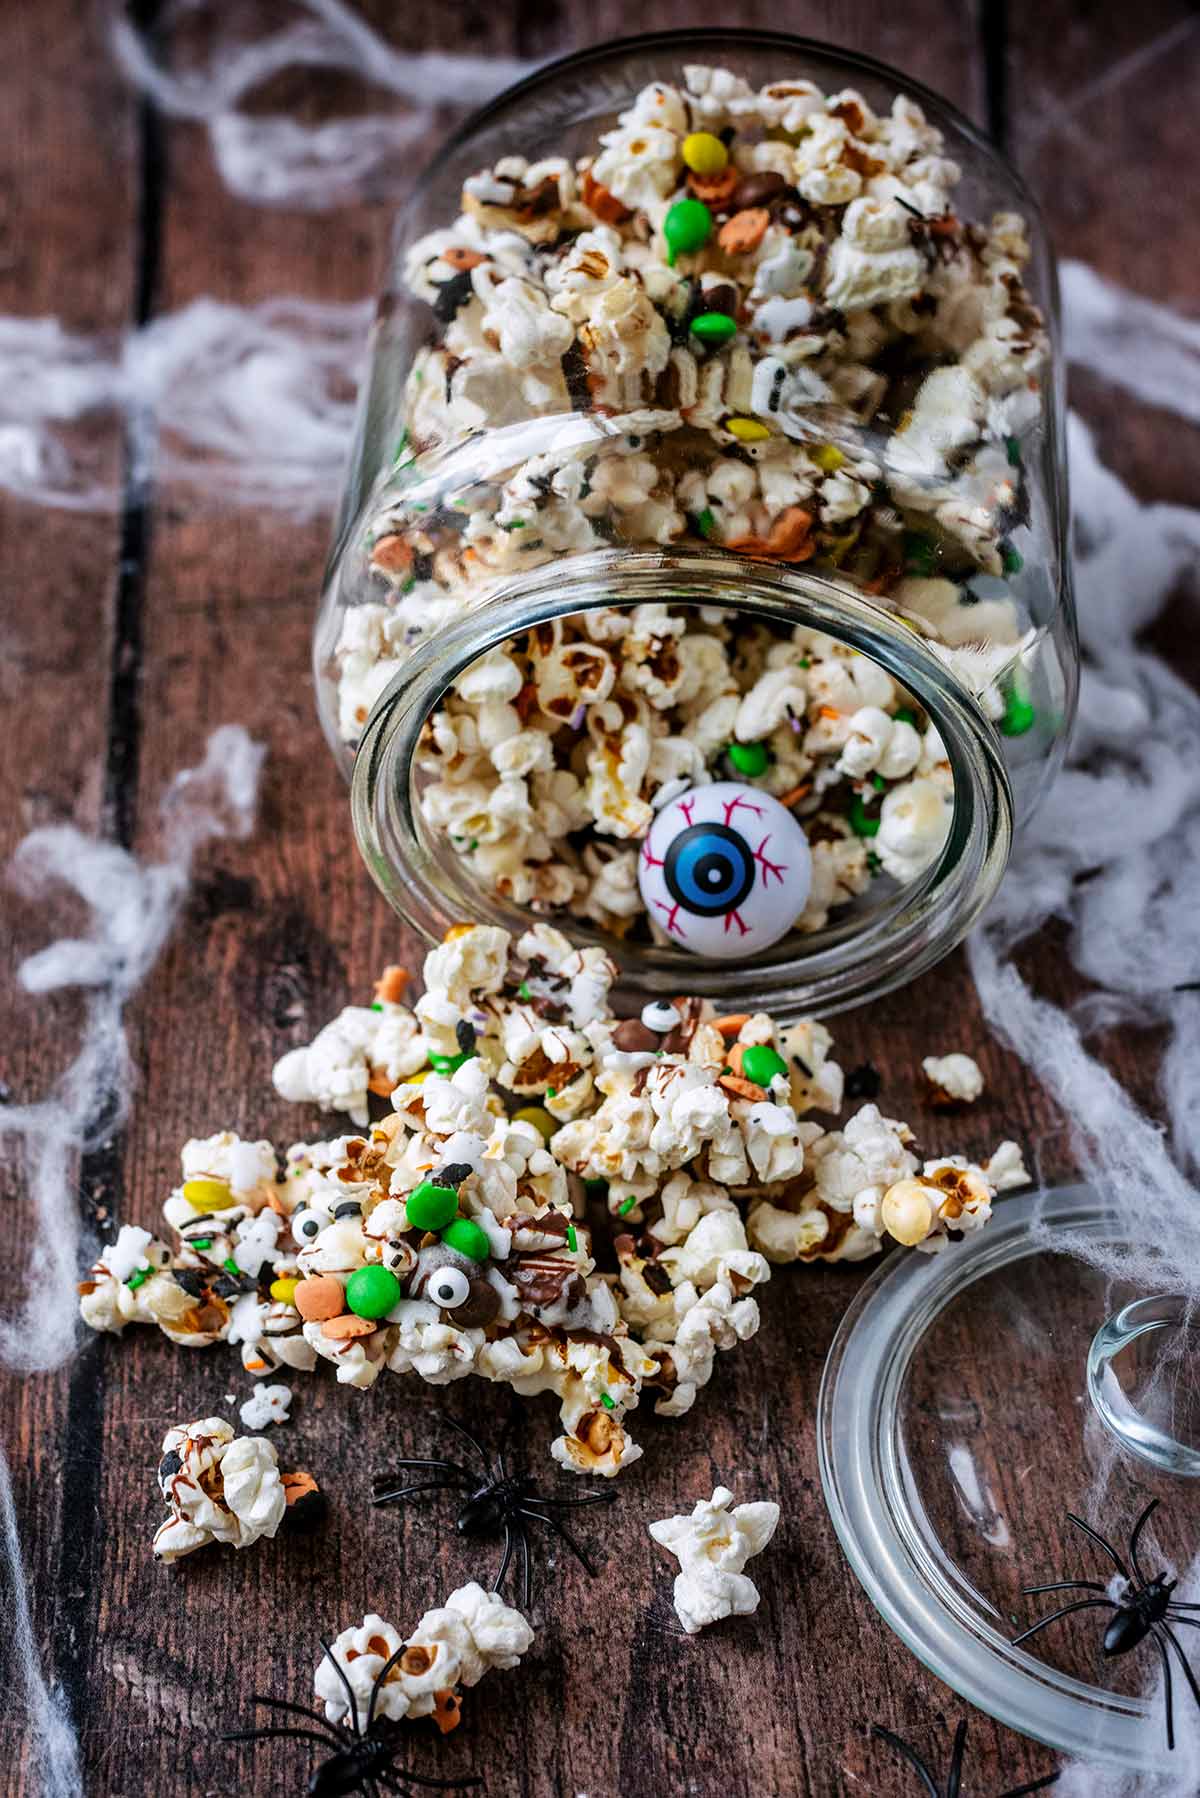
[316,30,1076,1017]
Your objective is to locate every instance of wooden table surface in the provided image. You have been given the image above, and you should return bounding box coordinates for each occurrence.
[3,3,1198,1794]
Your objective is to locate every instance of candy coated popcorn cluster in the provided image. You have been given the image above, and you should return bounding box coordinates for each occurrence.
[82,924,1027,1476]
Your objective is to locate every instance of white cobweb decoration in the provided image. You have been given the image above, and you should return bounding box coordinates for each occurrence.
[0,299,368,515]
[0,1448,81,1798]
[111,0,533,209]
[1,726,265,1375]
[969,268,1200,1792]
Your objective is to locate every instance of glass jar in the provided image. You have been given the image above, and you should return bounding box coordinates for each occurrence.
[317,30,1076,1018]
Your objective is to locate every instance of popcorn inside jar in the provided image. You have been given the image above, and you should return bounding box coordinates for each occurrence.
[317,42,1076,1002]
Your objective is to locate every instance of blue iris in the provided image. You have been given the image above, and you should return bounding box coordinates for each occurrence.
[664,823,755,917]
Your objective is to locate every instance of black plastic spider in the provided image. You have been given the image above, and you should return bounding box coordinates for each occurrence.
[871,1718,1059,1796]
[222,1636,483,1798]
[1012,1498,1200,1749]
[372,1410,616,1609]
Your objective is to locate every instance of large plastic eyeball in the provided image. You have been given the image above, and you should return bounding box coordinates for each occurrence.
[428,1266,471,1309]
[638,781,811,959]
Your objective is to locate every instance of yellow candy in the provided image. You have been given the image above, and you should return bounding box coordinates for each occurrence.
[401,1068,432,1085]
[682,131,728,176]
[726,417,770,442]
[513,1105,557,1143]
[811,443,845,472]
[443,922,475,941]
[181,1177,233,1213]
[270,1276,299,1307]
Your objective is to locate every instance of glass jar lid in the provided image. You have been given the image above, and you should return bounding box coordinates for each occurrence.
[818,1184,1200,1772]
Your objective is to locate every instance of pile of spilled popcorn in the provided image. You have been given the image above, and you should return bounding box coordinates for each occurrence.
[82,921,1024,1480]
[330,62,1046,941]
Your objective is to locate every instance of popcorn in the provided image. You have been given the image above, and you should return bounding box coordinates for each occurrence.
[315,1585,534,1727]
[922,1051,985,1105]
[649,1485,780,1633]
[83,925,1024,1472]
[238,1382,292,1429]
[326,64,1047,951]
[153,1417,286,1563]
[273,1000,428,1125]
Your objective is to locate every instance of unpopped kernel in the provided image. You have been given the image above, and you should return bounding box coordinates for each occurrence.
[82,924,1028,1476]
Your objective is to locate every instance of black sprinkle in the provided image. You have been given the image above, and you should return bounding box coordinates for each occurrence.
[213,1275,245,1298]
[561,339,592,410]
[845,1062,882,1100]
[456,1019,477,1055]
[434,1163,474,1191]
[158,1451,183,1480]
[333,1201,363,1220]
[173,1269,207,1298]
[431,270,475,324]
[792,1054,813,1078]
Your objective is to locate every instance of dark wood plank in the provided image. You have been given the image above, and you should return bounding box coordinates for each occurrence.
[0,4,140,1793]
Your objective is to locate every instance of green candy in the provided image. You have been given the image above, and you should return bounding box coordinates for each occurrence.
[691,311,736,346]
[727,740,769,777]
[1000,689,1036,737]
[849,794,881,838]
[440,1218,491,1263]
[663,198,712,264]
[405,1180,460,1231]
[741,1045,789,1087]
[428,1050,469,1073]
[345,1264,403,1320]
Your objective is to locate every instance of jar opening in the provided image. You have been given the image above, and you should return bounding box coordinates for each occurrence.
[350,553,1013,1020]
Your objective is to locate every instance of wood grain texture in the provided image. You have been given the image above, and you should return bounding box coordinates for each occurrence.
[1,2,1195,1794]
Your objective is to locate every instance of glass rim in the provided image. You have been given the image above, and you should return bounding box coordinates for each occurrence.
[349,547,1014,1020]
[817,1182,1177,1771]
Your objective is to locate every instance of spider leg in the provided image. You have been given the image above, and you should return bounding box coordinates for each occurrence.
[494,1398,519,1482]
[1011,1596,1113,1648]
[362,1778,383,1798]
[1150,1625,1176,1752]
[1000,1772,1062,1796]
[520,1491,617,1511]
[1022,1579,1109,1598]
[1066,1512,1131,1582]
[320,1635,362,1740]
[245,1693,345,1739]
[946,1717,968,1798]
[1128,1497,1160,1590]
[373,1458,474,1481]
[372,1479,462,1506]
[369,1639,421,1731]
[493,1521,516,1596]
[1159,1621,1200,1718]
[437,1410,492,1475]
[518,1505,599,1578]
[520,1522,532,1613]
[868,1725,940,1798]
[1166,1614,1200,1631]
[221,1724,341,1749]
[384,1772,485,1791]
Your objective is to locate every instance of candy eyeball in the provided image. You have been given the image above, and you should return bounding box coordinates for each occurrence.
[292,1210,323,1242]
[428,1266,471,1309]
[638,781,811,959]
[641,1000,681,1033]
